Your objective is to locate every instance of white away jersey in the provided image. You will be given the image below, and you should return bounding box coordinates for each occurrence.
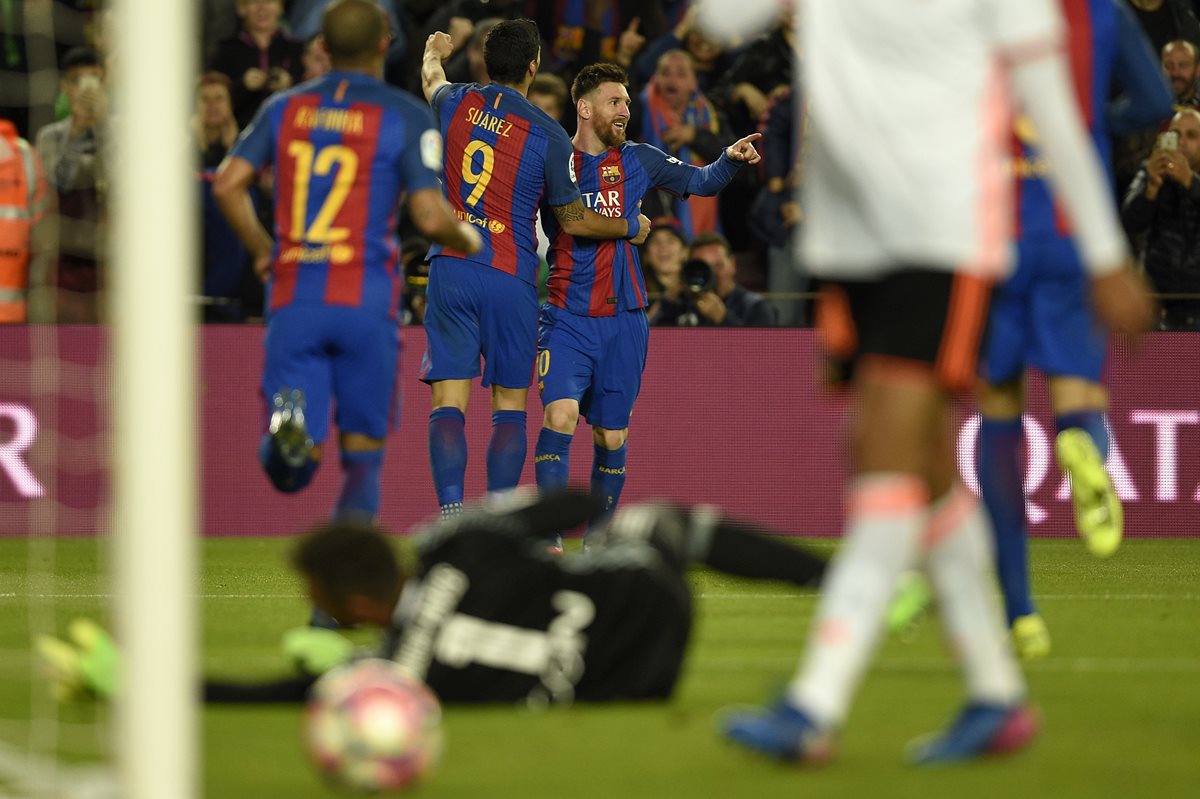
[800,0,1064,279]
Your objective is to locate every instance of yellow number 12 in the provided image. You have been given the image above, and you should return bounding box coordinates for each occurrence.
[287,141,359,242]
[461,140,494,207]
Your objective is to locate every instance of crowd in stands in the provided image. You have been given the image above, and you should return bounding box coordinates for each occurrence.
[3,1,1200,328]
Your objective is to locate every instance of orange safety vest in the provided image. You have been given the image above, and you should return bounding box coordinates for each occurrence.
[0,119,47,323]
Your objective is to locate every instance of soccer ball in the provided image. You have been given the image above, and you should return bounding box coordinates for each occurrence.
[304,659,445,793]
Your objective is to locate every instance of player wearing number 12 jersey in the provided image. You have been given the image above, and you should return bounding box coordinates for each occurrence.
[419,20,651,520]
[215,0,481,529]
[534,63,762,549]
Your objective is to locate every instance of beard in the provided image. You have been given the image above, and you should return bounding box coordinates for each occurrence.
[594,115,626,148]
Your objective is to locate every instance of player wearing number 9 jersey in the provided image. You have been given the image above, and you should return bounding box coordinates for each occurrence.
[214,0,481,535]
[419,20,652,520]
[534,63,763,549]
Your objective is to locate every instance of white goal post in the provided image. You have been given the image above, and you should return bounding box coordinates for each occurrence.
[110,0,198,797]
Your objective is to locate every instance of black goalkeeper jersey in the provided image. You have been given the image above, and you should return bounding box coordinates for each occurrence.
[378,519,693,706]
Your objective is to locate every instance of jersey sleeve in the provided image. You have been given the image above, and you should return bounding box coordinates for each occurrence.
[985,0,1064,61]
[228,95,278,169]
[429,82,458,116]
[542,126,583,207]
[397,103,445,194]
[632,143,693,195]
[632,142,738,198]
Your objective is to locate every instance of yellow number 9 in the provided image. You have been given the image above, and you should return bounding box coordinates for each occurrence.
[537,349,550,377]
[461,140,494,207]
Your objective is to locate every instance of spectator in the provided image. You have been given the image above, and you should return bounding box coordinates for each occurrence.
[194,73,259,322]
[748,87,805,325]
[300,35,332,81]
[443,16,503,86]
[35,46,108,324]
[1127,0,1200,57]
[203,0,242,65]
[528,72,570,126]
[409,1,522,94]
[708,9,794,133]
[643,220,693,325]
[528,1,662,84]
[193,72,239,169]
[209,0,304,128]
[1122,108,1200,329]
[1162,39,1200,105]
[687,232,777,327]
[631,50,730,239]
[289,0,407,83]
[1114,34,1200,193]
[0,116,49,324]
[632,6,732,93]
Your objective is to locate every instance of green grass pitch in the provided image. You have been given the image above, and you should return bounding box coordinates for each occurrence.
[0,537,1198,798]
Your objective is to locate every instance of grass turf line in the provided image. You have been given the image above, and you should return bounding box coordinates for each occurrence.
[0,538,1197,798]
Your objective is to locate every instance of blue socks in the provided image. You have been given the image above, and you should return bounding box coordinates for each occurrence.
[534,428,573,493]
[335,448,384,521]
[1056,410,1109,459]
[259,434,317,493]
[429,407,467,513]
[589,443,627,533]
[978,417,1034,624]
[487,410,527,495]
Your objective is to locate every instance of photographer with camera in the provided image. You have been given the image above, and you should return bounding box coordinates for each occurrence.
[1122,108,1200,329]
[648,229,776,327]
[688,232,777,327]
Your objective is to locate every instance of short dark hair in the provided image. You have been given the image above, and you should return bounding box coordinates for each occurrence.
[647,217,688,247]
[689,231,732,255]
[570,62,628,104]
[483,19,541,86]
[197,71,233,93]
[530,73,569,103]
[292,522,403,606]
[321,0,388,67]
[61,47,102,73]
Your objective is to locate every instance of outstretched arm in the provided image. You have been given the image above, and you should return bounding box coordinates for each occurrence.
[604,503,827,588]
[422,31,454,104]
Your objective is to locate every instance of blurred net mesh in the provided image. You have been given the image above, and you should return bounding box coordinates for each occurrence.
[0,3,116,796]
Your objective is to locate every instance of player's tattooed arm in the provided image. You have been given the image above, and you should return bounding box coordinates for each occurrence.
[409,187,482,254]
[552,200,649,243]
[552,199,585,224]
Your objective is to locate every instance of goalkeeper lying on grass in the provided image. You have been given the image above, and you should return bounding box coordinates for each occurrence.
[40,492,835,706]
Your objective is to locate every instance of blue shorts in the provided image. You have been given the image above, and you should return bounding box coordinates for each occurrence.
[420,257,539,388]
[537,304,649,430]
[261,304,401,444]
[982,236,1107,384]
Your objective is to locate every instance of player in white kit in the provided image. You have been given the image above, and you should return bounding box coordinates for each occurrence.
[721,0,1155,765]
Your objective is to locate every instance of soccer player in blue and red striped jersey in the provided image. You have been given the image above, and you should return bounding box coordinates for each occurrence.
[214,0,482,530]
[976,0,1171,659]
[534,63,762,549]
[419,21,652,520]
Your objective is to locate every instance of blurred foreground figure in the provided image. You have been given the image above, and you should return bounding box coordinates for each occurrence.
[721,0,1156,766]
